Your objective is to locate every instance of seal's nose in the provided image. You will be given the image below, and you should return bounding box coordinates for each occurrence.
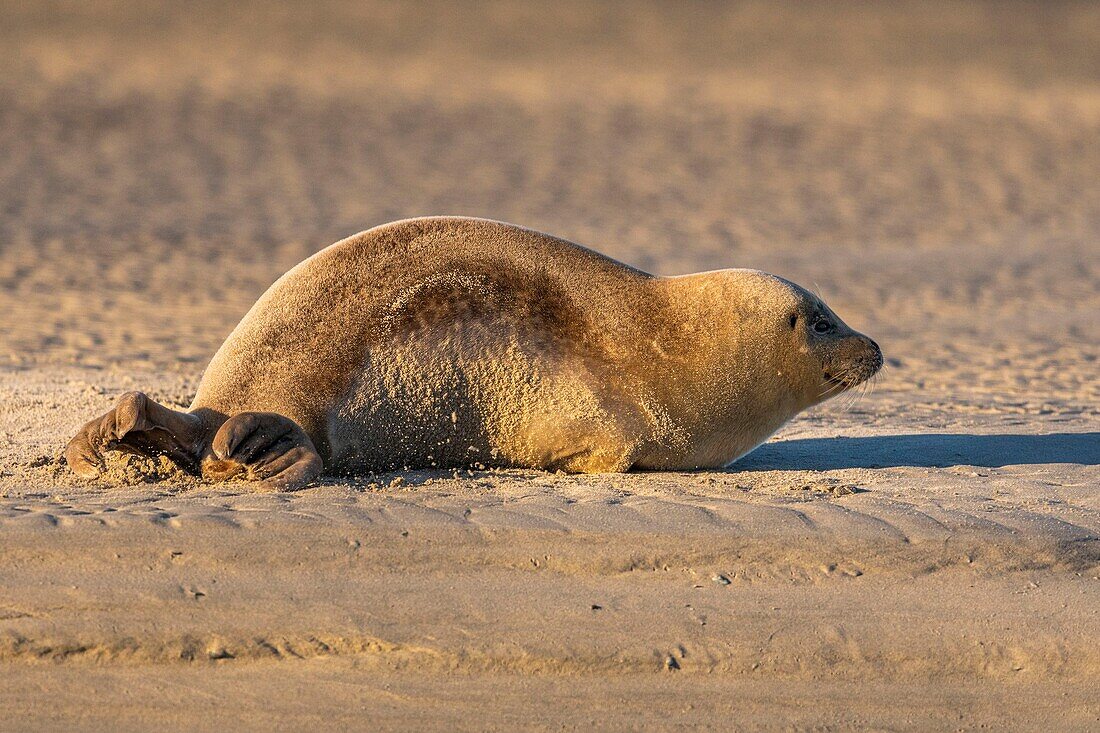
[858,334,884,378]
[868,338,883,373]
[844,335,883,383]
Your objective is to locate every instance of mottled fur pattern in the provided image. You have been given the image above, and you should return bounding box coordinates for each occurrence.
[67,217,882,489]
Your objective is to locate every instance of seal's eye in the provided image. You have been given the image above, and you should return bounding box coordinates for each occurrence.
[812,317,831,334]
[789,314,798,329]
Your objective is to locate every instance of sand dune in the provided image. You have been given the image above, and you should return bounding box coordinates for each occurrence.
[1,1,1098,730]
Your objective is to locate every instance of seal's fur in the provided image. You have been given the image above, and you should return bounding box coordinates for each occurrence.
[67,217,882,488]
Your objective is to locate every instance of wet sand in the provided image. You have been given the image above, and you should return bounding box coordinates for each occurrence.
[1,2,1098,730]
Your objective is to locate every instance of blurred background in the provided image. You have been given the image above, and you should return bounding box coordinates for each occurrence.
[1,0,1097,423]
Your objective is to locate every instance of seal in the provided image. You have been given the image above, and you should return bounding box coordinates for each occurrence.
[66,217,883,489]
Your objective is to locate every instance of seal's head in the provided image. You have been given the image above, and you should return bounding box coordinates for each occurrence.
[695,269,883,412]
[650,268,884,470]
[784,285,882,406]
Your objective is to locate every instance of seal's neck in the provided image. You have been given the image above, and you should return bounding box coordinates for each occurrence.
[636,274,802,468]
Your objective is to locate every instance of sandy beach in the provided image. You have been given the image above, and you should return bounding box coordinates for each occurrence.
[1,2,1098,730]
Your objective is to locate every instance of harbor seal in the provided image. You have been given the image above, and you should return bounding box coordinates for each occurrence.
[66,216,883,489]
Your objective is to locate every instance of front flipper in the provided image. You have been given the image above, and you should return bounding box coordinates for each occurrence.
[66,391,204,478]
[204,412,323,491]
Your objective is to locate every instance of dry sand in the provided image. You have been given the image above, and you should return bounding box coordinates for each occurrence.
[1,2,1098,730]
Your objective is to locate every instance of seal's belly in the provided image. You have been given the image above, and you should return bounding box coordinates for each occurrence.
[326,389,497,472]
[323,345,645,474]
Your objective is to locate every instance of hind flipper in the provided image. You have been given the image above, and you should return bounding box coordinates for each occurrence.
[66,391,204,477]
[204,412,323,491]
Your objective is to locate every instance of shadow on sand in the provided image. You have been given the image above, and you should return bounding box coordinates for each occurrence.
[735,433,1100,471]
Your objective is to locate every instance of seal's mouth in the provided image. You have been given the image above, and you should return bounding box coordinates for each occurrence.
[821,338,883,396]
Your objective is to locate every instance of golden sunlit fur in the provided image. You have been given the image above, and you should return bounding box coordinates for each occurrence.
[67,217,881,488]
